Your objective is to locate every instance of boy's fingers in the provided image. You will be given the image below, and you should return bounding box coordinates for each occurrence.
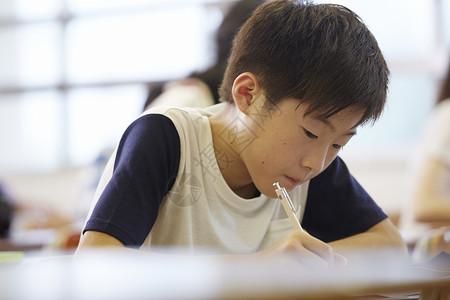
[300,233,335,266]
[296,253,329,270]
[293,230,348,269]
[333,253,348,268]
[279,247,328,270]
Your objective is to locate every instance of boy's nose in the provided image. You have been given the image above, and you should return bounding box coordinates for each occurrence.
[301,150,326,174]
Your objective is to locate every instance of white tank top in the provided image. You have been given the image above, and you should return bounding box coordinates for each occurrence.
[139,104,310,254]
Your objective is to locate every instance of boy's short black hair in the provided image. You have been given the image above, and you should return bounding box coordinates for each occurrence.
[219,0,389,125]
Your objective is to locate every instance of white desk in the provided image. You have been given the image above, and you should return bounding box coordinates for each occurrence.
[0,249,449,300]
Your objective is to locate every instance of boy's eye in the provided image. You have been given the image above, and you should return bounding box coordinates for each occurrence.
[303,128,318,139]
[332,144,343,150]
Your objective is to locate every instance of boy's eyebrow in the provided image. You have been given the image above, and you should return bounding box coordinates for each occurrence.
[318,117,357,136]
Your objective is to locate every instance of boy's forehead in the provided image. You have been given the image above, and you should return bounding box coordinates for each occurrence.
[302,102,364,120]
[275,98,365,126]
[302,105,363,132]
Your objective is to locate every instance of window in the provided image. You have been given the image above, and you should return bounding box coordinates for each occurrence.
[0,0,449,174]
[0,0,224,173]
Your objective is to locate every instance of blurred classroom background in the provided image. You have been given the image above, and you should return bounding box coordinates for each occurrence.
[0,0,449,251]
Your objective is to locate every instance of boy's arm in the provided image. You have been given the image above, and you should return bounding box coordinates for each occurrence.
[78,229,347,270]
[328,218,408,262]
[77,231,125,250]
[80,114,181,249]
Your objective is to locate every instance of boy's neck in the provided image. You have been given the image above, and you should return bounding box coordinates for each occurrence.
[209,104,257,199]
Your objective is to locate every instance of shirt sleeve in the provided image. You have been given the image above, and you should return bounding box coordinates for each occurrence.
[302,156,387,243]
[83,114,180,247]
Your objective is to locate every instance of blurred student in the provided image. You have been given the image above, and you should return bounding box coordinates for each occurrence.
[0,183,13,238]
[402,56,450,262]
[143,0,264,110]
[77,0,407,269]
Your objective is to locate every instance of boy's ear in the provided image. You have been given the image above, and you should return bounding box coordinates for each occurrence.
[232,72,261,115]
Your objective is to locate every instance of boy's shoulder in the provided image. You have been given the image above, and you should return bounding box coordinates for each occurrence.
[141,103,225,122]
[136,104,225,140]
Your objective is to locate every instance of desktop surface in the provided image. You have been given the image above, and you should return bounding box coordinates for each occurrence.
[0,248,449,300]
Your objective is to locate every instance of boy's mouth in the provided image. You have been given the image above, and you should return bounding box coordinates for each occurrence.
[285,175,301,187]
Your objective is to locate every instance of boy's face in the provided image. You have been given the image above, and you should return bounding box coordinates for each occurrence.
[241,96,363,198]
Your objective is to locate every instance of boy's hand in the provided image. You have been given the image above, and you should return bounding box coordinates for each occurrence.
[258,230,347,270]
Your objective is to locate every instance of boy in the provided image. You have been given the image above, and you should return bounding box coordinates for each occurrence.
[77,0,407,268]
